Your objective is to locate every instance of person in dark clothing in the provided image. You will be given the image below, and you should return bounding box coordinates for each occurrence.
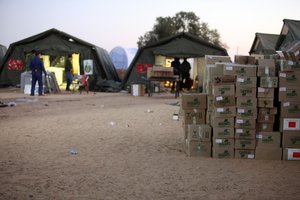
[181,58,192,90]
[30,51,47,96]
[171,57,181,92]
[65,55,73,91]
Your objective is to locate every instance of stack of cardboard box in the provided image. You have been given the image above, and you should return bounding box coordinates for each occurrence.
[279,61,300,160]
[181,93,211,157]
[255,59,281,160]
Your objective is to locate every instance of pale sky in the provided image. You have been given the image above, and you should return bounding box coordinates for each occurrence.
[0,0,299,59]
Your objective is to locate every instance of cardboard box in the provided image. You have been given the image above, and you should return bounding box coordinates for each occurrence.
[213,127,234,139]
[212,106,236,118]
[212,147,234,158]
[213,95,236,107]
[236,107,257,119]
[278,60,300,71]
[234,55,256,65]
[207,64,224,77]
[187,124,211,142]
[185,140,212,157]
[235,118,256,129]
[279,87,300,102]
[205,55,231,65]
[279,70,300,87]
[257,123,274,132]
[257,65,276,77]
[181,93,207,110]
[212,75,236,85]
[257,87,274,98]
[236,97,257,108]
[235,139,256,149]
[235,128,256,139]
[256,132,281,147]
[224,63,257,77]
[255,147,282,160]
[236,76,257,88]
[282,131,300,148]
[258,107,278,115]
[234,149,255,159]
[257,113,275,123]
[257,98,274,108]
[182,109,206,124]
[213,138,234,149]
[212,84,235,96]
[280,118,300,131]
[259,77,278,88]
[131,84,145,96]
[235,86,256,97]
[280,102,300,118]
[211,117,235,128]
[258,59,275,67]
[282,148,300,160]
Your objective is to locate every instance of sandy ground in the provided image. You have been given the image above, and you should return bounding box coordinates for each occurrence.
[0,88,300,200]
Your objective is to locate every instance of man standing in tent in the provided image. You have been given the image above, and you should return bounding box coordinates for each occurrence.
[30,51,47,96]
[65,55,73,91]
[181,58,192,91]
[171,57,181,92]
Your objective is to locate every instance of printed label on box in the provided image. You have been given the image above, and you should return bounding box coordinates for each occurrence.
[287,149,300,160]
[283,118,300,130]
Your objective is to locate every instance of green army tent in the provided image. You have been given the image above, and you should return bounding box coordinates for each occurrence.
[249,33,279,55]
[0,28,120,91]
[275,19,300,50]
[121,32,228,89]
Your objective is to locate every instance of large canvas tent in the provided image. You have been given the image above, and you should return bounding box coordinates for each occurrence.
[275,19,300,50]
[0,28,120,90]
[121,32,228,89]
[249,33,279,55]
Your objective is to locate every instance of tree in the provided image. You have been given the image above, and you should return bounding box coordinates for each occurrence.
[137,11,227,49]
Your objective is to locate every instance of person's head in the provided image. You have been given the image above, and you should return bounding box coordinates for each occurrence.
[31,49,36,54]
[35,51,41,57]
[68,54,72,60]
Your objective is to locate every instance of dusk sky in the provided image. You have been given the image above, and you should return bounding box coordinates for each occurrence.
[0,0,299,58]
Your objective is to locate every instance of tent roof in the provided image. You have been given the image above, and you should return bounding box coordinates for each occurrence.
[249,33,279,55]
[275,19,300,50]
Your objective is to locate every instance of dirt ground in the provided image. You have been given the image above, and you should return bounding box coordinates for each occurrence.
[0,88,300,200]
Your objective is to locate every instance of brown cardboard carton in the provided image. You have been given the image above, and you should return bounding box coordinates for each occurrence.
[280,118,300,131]
[224,63,257,77]
[257,65,276,77]
[282,131,300,148]
[213,138,234,149]
[255,147,282,160]
[236,97,257,108]
[236,76,257,88]
[234,55,256,65]
[257,98,274,108]
[235,86,256,97]
[257,123,274,132]
[257,87,274,98]
[213,95,236,107]
[279,71,300,87]
[205,55,231,65]
[278,60,300,71]
[212,75,236,85]
[181,93,207,110]
[280,102,300,118]
[187,124,211,142]
[235,139,256,149]
[279,87,300,102]
[235,128,256,139]
[212,106,236,118]
[258,59,275,67]
[257,113,275,123]
[259,77,278,88]
[207,64,224,77]
[235,118,256,129]
[258,107,278,115]
[213,127,234,139]
[185,140,212,157]
[256,132,281,147]
[236,107,257,119]
[211,117,235,128]
[131,84,145,96]
[234,149,255,159]
[212,146,234,158]
[212,84,235,96]
[182,109,206,124]
[282,148,300,160]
